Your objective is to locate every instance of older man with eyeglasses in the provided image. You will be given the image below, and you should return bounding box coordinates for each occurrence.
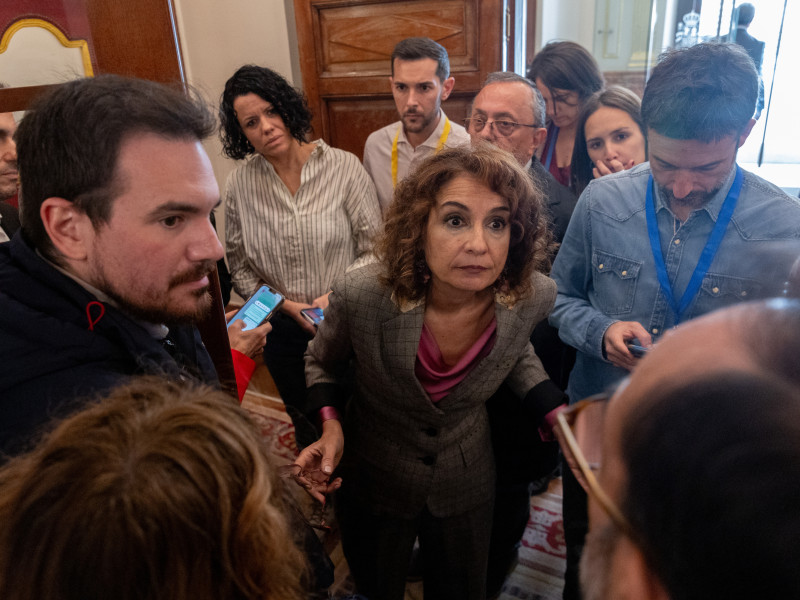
[467,72,577,246]
[555,298,800,600]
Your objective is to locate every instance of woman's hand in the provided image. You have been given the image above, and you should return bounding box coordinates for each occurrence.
[311,291,331,311]
[225,310,271,358]
[291,419,344,503]
[592,158,637,179]
[281,298,318,336]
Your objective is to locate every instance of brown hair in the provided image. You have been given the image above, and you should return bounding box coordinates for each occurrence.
[377,143,552,304]
[571,86,645,196]
[0,376,307,600]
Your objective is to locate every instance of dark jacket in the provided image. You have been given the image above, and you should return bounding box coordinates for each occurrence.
[0,234,218,456]
[0,201,20,239]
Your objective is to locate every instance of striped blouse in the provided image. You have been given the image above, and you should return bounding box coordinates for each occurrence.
[224,140,382,303]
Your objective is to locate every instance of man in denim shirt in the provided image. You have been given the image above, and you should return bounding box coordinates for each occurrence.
[550,42,800,599]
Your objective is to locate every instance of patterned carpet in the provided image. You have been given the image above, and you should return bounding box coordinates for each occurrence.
[242,398,566,600]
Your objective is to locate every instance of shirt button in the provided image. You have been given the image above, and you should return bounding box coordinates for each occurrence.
[741,291,748,297]
[424,427,438,437]
[621,270,628,276]
[422,456,436,466]
[674,239,681,245]
[652,328,659,334]
[598,264,604,270]
[712,286,720,294]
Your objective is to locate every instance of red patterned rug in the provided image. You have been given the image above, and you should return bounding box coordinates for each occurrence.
[242,399,566,599]
[501,480,566,600]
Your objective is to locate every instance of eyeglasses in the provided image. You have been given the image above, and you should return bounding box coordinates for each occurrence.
[464,117,538,137]
[555,394,635,538]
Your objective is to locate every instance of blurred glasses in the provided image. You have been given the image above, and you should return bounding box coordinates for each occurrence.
[555,394,634,536]
[279,463,332,532]
[464,117,538,137]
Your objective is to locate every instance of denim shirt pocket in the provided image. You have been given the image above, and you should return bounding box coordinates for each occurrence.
[591,250,642,315]
[687,273,763,319]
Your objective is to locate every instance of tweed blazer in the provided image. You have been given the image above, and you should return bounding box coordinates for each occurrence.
[305,262,557,518]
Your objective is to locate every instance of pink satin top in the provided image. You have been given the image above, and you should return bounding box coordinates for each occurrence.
[415,319,497,402]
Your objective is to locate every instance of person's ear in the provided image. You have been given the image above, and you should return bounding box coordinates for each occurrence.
[40,197,93,261]
[440,77,456,102]
[532,127,548,151]
[738,118,756,147]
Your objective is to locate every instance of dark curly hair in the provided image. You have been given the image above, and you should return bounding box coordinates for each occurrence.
[220,65,313,160]
[376,143,552,304]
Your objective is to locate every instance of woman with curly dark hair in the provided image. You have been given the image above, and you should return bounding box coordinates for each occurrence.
[291,144,566,600]
[220,65,381,447]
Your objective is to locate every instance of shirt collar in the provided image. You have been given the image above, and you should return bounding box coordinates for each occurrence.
[654,163,738,222]
[254,139,326,171]
[397,109,447,148]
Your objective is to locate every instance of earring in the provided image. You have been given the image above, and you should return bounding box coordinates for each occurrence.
[415,257,431,284]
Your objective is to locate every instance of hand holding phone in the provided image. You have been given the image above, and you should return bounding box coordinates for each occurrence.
[301,307,324,328]
[626,340,650,358]
[227,284,285,331]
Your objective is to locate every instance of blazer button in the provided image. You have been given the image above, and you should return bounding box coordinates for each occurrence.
[422,455,436,466]
[424,427,438,437]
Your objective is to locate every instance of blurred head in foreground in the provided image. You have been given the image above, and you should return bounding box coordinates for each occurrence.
[0,376,307,600]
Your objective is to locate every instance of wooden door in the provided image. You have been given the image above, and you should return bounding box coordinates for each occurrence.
[293,0,507,159]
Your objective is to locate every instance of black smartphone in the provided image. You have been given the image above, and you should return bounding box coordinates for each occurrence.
[227,284,284,331]
[301,307,324,327]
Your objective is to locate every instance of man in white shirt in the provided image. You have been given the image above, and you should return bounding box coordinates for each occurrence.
[363,37,470,212]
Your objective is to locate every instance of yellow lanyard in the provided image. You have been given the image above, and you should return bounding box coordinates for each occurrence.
[391,117,452,188]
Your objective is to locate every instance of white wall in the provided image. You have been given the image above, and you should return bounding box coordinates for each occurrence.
[539,0,596,49]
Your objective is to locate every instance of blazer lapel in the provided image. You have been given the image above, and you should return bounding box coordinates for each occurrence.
[381,304,425,386]
[437,301,528,408]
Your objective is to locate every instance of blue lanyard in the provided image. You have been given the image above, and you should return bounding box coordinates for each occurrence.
[645,166,743,324]
[543,125,559,171]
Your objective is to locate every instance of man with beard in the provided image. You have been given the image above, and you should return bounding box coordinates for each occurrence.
[0,76,256,455]
[561,299,800,600]
[549,42,800,598]
[363,37,469,213]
